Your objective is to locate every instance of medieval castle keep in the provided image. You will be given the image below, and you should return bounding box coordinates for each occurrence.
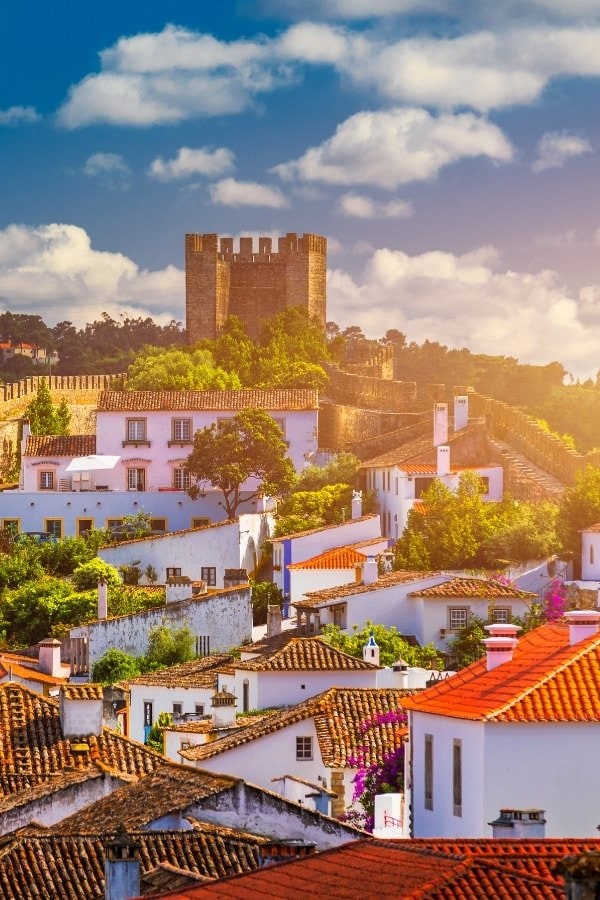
[185,232,327,342]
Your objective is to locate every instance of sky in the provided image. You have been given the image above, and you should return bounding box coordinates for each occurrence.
[4,2,600,379]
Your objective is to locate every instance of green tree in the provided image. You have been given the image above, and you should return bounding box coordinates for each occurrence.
[321,621,441,668]
[446,615,488,669]
[145,624,196,669]
[184,408,296,518]
[558,466,600,561]
[71,558,121,591]
[125,345,241,391]
[202,316,255,386]
[0,577,96,647]
[92,648,142,684]
[25,380,70,435]
[251,581,283,626]
[145,711,172,752]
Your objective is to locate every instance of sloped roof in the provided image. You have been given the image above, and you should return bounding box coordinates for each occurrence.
[359,426,482,470]
[288,547,367,570]
[97,389,318,412]
[24,434,96,457]
[180,688,410,767]
[233,637,380,672]
[408,577,536,600]
[0,683,163,809]
[143,837,589,898]
[0,827,262,899]
[294,571,445,609]
[271,514,380,543]
[0,654,65,687]
[126,654,234,688]
[402,620,600,722]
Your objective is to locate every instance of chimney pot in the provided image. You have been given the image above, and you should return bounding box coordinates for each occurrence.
[483,623,521,670]
[564,610,600,646]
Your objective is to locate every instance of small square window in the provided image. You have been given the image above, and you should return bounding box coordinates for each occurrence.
[39,471,55,490]
[173,468,192,490]
[448,607,469,631]
[201,566,217,586]
[491,607,511,624]
[126,419,147,442]
[195,704,205,717]
[44,519,62,539]
[172,418,193,442]
[172,702,183,718]
[192,518,210,529]
[166,567,182,578]
[296,736,313,760]
[150,518,166,532]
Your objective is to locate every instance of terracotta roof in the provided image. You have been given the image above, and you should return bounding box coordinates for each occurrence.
[61,682,103,700]
[581,522,600,533]
[288,547,367,570]
[56,763,240,833]
[239,631,301,657]
[102,519,237,548]
[359,427,481,470]
[0,683,163,809]
[294,571,445,609]
[408,577,536,600]
[0,655,65,686]
[271,514,380,542]
[126,655,234,689]
[143,837,584,898]
[97,389,319,412]
[233,637,380,672]
[24,434,96,457]
[180,688,410,767]
[0,827,262,899]
[402,620,600,722]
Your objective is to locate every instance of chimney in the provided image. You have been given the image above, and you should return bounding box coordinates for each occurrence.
[224,568,249,589]
[454,395,469,432]
[165,575,192,604]
[391,657,409,689]
[98,579,108,620]
[482,623,521,671]
[211,687,237,728]
[59,683,104,738]
[21,417,31,455]
[433,403,448,447]
[266,604,282,638]
[351,490,363,520]
[488,808,546,839]
[259,840,316,867]
[362,557,378,585]
[559,852,600,900]
[436,445,450,477]
[38,637,62,677]
[564,610,600,646]
[363,630,380,666]
[104,826,141,900]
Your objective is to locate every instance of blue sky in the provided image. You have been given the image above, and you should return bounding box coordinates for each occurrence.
[3,1,600,378]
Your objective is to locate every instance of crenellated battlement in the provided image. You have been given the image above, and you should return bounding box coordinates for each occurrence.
[185,231,327,341]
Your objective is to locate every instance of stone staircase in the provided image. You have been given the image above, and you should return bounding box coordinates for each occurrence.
[488,437,567,502]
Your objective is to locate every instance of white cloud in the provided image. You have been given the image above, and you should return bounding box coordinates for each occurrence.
[531,130,593,172]
[208,178,289,207]
[338,193,413,218]
[0,223,183,326]
[327,245,600,379]
[0,106,40,125]
[83,153,131,190]
[148,146,235,181]
[274,108,513,189]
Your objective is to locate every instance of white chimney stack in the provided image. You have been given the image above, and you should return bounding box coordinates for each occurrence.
[211,687,237,728]
[433,403,448,447]
[436,445,450,477]
[564,609,600,645]
[351,490,363,520]
[482,623,521,671]
[59,684,104,738]
[362,557,378,585]
[38,637,62,677]
[454,396,469,432]
[489,808,546,839]
[267,604,282,638]
[97,579,108,620]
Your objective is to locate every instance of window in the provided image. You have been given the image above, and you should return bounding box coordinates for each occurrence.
[424,734,433,811]
[172,702,183,718]
[2,519,19,534]
[125,418,147,443]
[448,607,469,631]
[171,418,193,443]
[196,636,210,656]
[272,417,286,439]
[127,467,146,491]
[491,607,511,624]
[201,566,217,586]
[191,517,210,529]
[195,703,205,717]
[39,471,55,490]
[414,477,434,499]
[591,544,595,565]
[243,680,250,713]
[77,518,93,537]
[296,736,313,760]
[166,567,182,578]
[453,739,462,817]
[150,518,166,532]
[173,467,192,490]
[479,476,490,494]
[44,519,62,539]
[106,518,123,531]
[143,701,153,727]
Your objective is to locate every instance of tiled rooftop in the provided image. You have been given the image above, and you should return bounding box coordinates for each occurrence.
[24,434,96,457]
[61,683,103,700]
[0,655,65,686]
[181,688,410,767]
[0,683,163,809]
[102,519,237,548]
[408,577,536,600]
[233,637,380,672]
[288,547,367,570]
[294,570,444,609]
[0,826,262,899]
[97,389,319,412]
[359,427,481,470]
[581,522,600,533]
[402,620,600,722]
[271,514,380,542]
[126,655,234,688]
[144,837,592,898]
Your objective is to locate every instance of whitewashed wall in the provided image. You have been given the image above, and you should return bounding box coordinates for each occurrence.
[128,682,217,744]
[230,667,378,712]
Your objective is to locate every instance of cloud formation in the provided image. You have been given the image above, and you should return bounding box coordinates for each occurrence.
[83,153,131,190]
[148,146,235,181]
[208,178,289,207]
[327,245,600,379]
[338,193,413,218]
[0,106,40,125]
[0,223,183,326]
[531,130,593,172]
[274,108,513,189]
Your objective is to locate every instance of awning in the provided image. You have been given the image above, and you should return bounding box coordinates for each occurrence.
[65,455,121,472]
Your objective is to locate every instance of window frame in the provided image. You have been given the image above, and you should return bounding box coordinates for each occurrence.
[424,733,433,811]
[172,702,183,718]
[296,736,313,761]
[173,467,192,490]
[39,470,55,491]
[127,467,146,492]
[124,418,149,445]
[2,519,20,534]
[448,607,470,632]
[200,566,217,587]
[191,517,210,529]
[491,606,511,624]
[170,418,193,445]
[44,518,63,539]
[453,739,462,817]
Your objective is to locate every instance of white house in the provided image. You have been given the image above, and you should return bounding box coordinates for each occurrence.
[10,388,318,537]
[581,523,600,581]
[286,537,390,603]
[403,611,600,838]
[179,687,410,812]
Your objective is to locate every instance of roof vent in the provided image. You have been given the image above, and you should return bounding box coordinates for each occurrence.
[482,623,520,671]
[564,610,600,646]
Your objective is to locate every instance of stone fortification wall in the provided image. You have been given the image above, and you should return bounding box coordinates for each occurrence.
[318,403,414,453]
[325,364,419,411]
[343,344,395,379]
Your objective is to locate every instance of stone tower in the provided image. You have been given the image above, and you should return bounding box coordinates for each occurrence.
[185,232,327,342]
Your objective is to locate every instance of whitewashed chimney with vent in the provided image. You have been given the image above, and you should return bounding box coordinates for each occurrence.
[59,684,104,738]
[433,403,448,447]
[482,623,521,670]
[38,637,62,677]
[104,829,141,900]
[362,556,378,585]
[565,609,600,645]
[489,808,546,839]
[437,445,450,477]
[363,631,380,666]
[97,579,108,620]
[351,490,363,519]
[454,395,469,432]
[165,575,192,604]
[211,687,237,728]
